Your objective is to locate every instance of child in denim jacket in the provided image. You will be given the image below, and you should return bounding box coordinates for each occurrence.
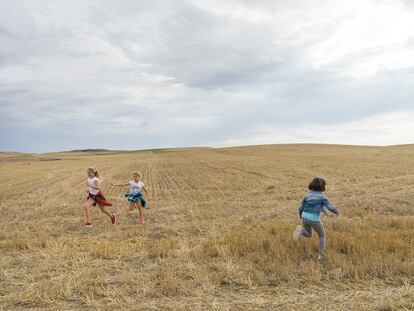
[293,178,339,259]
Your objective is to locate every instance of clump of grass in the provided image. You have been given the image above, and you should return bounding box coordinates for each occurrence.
[160,277,179,297]
[376,300,396,311]
[202,239,220,258]
[242,215,253,224]
[146,238,178,259]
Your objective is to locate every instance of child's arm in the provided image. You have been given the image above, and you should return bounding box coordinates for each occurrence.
[87,179,100,190]
[321,196,339,216]
[111,181,130,187]
[299,197,306,219]
[143,186,151,200]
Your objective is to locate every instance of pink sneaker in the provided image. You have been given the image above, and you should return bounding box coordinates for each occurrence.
[83,221,92,228]
[139,217,145,225]
[111,213,117,225]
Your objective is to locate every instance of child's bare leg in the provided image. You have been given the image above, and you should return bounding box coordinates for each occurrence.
[99,205,113,219]
[129,202,135,211]
[136,200,144,219]
[84,199,94,222]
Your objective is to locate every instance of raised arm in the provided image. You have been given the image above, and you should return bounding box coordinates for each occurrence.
[111,181,130,187]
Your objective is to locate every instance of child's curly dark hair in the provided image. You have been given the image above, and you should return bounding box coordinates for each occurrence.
[308,177,326,192]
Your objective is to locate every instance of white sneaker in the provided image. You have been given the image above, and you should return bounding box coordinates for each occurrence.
[292,225,302,241]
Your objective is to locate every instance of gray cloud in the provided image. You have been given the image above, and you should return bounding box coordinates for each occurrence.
[0,0,414,152]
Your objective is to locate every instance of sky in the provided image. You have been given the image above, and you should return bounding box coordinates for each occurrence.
[0,0,414,152]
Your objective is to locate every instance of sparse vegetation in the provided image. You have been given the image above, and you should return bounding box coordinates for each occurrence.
[0,144,413,310]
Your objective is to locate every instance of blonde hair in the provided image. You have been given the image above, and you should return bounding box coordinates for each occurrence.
[132,171,141,177]
[87,167,100,178]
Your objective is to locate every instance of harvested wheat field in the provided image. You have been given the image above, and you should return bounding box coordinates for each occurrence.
[0,144,413,310]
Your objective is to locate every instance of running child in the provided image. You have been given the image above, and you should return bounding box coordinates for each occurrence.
[111,171,151,225]
[83,167,116,228]
[292,177,339,260]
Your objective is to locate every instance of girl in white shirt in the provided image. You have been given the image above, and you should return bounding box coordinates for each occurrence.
[84,167,116,228]
[112,171,151,225]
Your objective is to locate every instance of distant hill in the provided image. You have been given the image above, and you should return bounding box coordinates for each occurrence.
[69,149,112,153]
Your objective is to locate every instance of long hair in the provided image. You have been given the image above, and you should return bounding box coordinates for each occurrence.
[87,167,100,178]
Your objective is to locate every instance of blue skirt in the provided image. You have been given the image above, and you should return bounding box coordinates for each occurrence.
[125,192,147,208]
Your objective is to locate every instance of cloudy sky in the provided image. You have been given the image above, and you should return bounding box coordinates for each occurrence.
[1,0,414,152]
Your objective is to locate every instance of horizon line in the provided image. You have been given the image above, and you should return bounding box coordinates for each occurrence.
[1,142,414,155]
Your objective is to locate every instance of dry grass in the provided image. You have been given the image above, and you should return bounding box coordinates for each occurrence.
[0,144,414,310]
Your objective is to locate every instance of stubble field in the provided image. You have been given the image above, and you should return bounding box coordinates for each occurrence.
[0,144,413,310]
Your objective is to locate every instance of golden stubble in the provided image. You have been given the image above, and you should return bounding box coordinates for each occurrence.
[0,145,413,310]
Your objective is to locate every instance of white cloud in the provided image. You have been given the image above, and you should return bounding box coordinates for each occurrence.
[308,0,414,79]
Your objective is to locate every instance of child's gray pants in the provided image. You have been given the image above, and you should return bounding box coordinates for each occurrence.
[302,218,326,254]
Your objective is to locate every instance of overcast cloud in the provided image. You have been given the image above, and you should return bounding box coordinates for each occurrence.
[0,0,413,152]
